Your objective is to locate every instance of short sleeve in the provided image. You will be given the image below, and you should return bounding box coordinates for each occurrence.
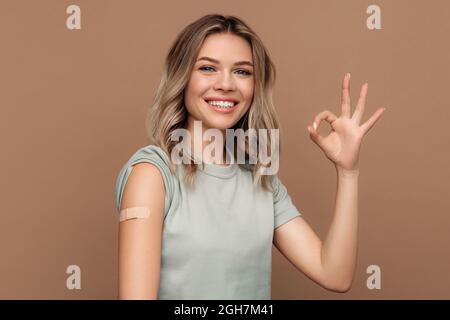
[272,175,302,229]
[114,144,175,219]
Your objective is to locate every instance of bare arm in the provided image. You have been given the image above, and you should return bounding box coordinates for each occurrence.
[274,74,384,293]
[118,163,165,299]
[320,167,359,291]
[273,167,359,292]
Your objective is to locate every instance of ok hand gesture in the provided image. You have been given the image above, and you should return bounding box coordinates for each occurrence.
[307,73,386,171]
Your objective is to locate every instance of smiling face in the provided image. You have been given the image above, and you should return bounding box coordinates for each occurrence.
[184,32,255,132]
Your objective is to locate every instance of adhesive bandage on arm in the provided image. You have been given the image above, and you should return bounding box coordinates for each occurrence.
[119,206,151,222]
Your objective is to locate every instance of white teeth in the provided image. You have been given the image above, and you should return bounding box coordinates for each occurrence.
[206,100,237,108]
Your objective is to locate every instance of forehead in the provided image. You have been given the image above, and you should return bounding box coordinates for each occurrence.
[196,33,253,63]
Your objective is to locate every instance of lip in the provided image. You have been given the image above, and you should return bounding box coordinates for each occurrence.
[204,96,240,103]
[204,99,240,114]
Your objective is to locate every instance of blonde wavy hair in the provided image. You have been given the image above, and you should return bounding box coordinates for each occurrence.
[145,14,284,192]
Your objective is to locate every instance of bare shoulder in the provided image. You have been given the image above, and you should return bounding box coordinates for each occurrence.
[120,162,165,211]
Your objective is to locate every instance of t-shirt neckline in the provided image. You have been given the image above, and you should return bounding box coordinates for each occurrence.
[182,147,239,179]
[198,161,238,179]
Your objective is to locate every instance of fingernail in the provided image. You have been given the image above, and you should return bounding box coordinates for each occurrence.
[346,72,351,79]
[313,122,317,130]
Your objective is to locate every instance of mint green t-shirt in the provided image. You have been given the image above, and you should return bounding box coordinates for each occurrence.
[114,144,302,300]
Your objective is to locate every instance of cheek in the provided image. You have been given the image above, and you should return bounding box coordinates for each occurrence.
[185,79,208,111]
[186,80,205,105]
[242,81,254,101]
[190,74,212,92]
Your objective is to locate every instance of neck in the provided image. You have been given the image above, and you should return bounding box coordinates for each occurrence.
[186,118,228,165]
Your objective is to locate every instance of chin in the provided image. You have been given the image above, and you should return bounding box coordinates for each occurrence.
[205,119,236,131]
[205,113,246,131]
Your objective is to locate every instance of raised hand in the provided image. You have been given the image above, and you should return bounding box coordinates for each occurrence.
[307,73,386,171]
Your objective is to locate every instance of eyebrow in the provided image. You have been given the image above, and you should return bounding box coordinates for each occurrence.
[196,56,254,68]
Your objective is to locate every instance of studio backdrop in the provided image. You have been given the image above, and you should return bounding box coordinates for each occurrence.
[1,0,449,299]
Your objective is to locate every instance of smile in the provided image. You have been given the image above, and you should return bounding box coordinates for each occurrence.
[204,99,240,113]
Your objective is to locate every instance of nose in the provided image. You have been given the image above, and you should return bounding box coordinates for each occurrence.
[213,71,236,92]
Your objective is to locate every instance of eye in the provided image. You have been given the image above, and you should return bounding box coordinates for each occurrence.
[236,69,252,76]
[199,66,215,72]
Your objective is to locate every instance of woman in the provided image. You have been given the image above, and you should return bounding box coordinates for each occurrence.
[114,14,386,300]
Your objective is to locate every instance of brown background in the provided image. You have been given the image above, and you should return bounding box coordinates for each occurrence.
[1,0,449,299]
